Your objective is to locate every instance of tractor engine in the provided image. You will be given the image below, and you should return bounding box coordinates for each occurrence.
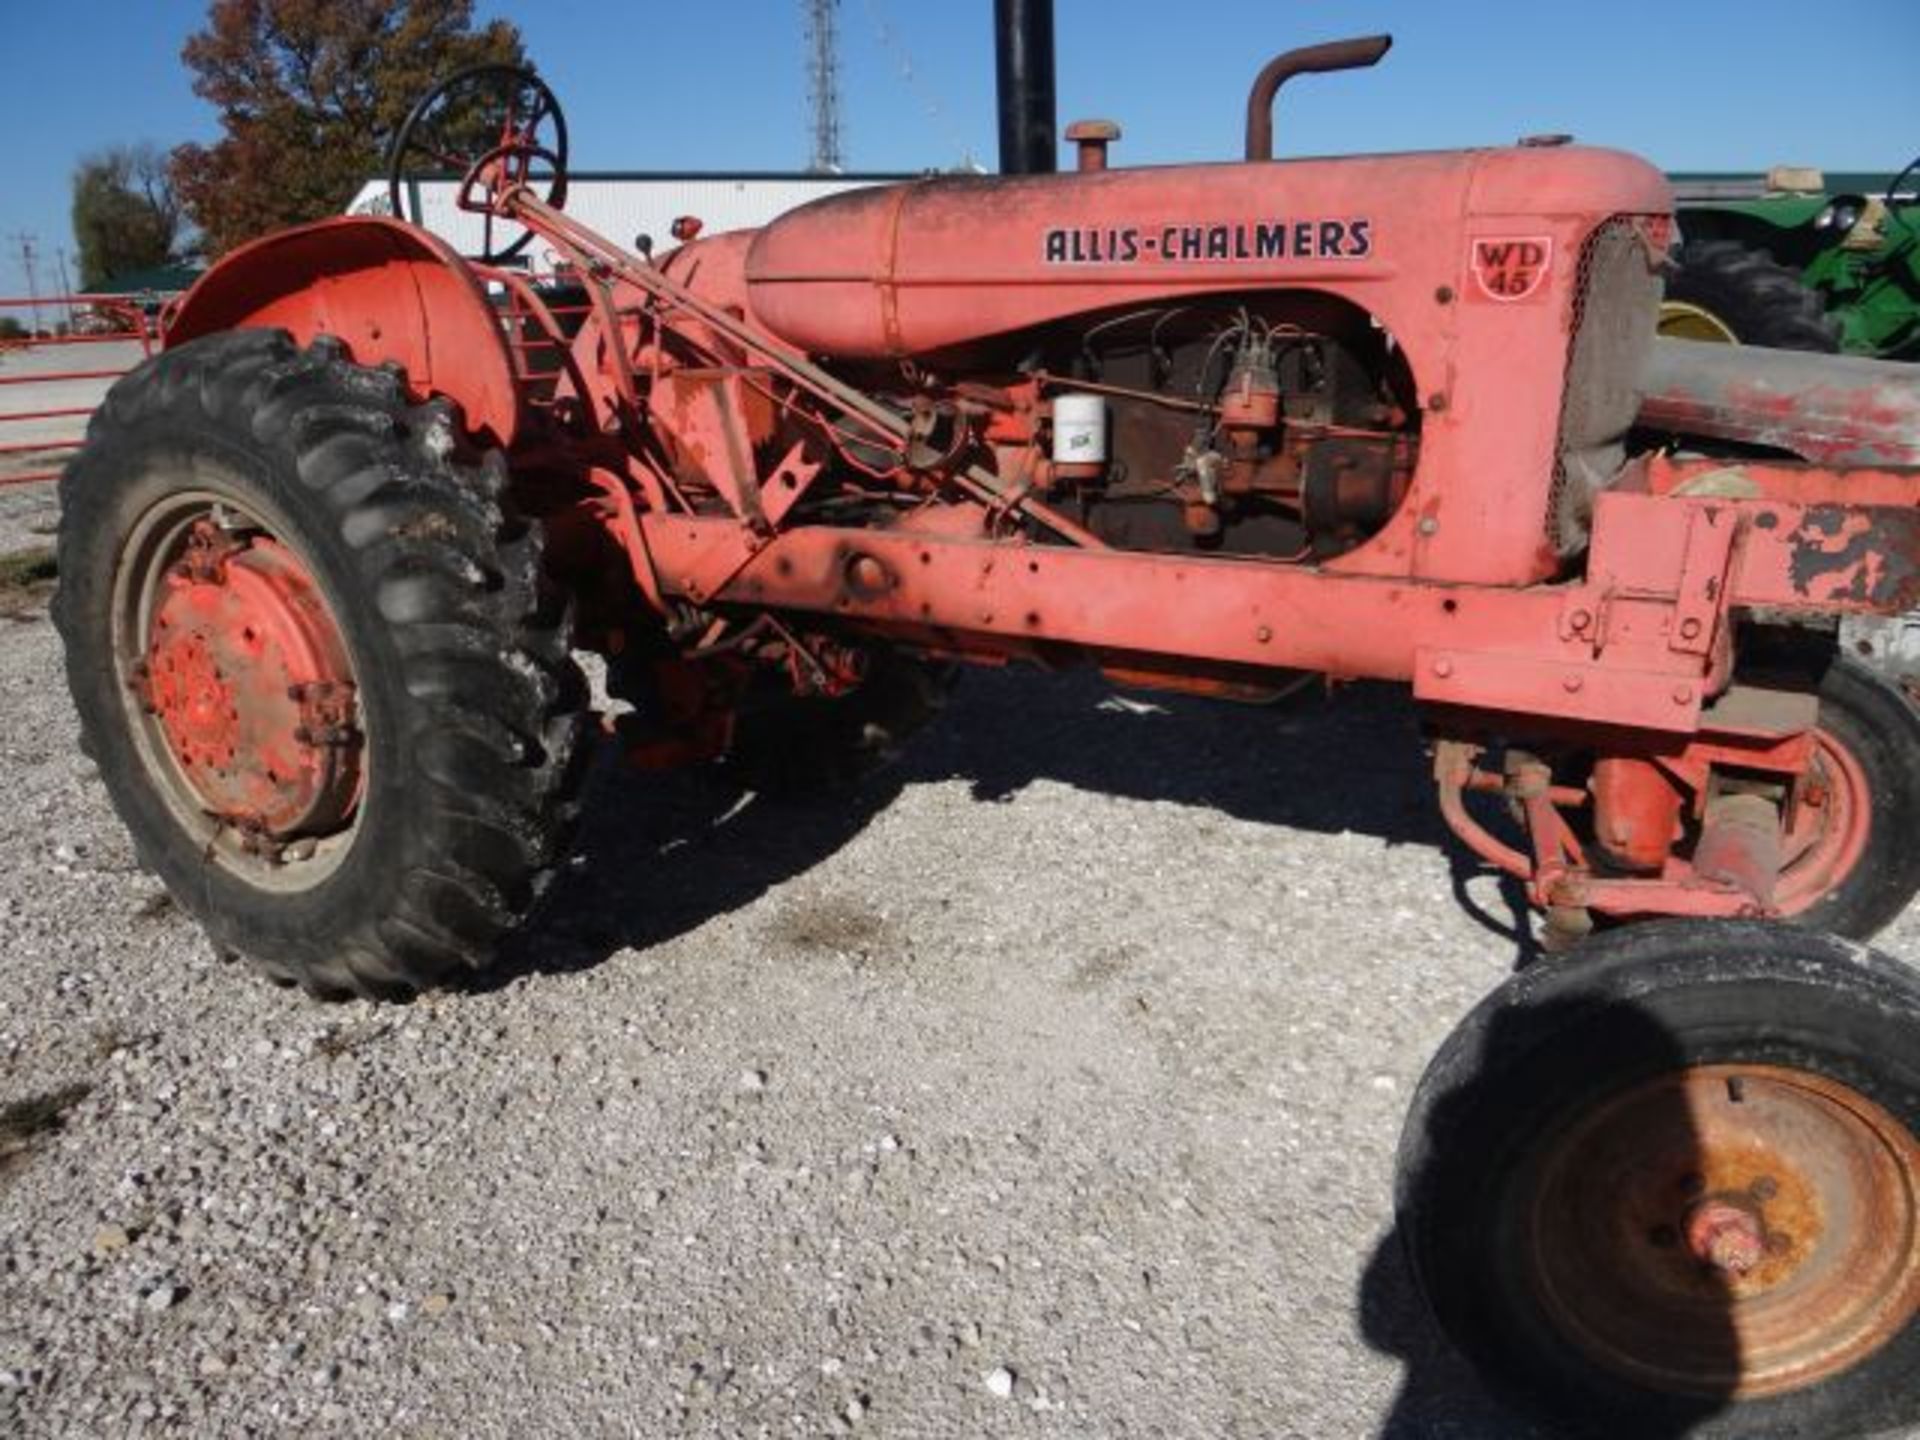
[810,298,1422,562]
[986,297,1418,560]
[629,292,1421,566]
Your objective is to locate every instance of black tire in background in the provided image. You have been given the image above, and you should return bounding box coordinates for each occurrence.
[1397,920,1920,1439]
[55,329,588,998]
[1662,238,1841,351]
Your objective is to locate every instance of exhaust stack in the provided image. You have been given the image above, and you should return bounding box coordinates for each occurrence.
[994,0,1057,175]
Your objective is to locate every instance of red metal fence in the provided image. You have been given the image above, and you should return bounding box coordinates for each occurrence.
[0,294,170,488]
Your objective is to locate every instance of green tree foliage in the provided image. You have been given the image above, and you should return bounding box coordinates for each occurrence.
[170,0,523,256]
[71,146,182,290]
[0,316,27,341]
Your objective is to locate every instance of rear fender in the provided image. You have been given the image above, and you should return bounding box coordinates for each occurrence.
[166,217,519,447]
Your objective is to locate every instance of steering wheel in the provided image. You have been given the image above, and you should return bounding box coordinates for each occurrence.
[387,64,568,264]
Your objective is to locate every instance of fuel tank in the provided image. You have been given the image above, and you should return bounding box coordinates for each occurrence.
[742,146,1670,361]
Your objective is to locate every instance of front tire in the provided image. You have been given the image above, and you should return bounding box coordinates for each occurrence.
[55,329,588,998]
[1398,921,1920,1439]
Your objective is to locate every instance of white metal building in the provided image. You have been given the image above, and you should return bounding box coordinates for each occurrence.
[345,171,911,269]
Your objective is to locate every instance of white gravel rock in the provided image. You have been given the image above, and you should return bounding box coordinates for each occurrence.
[143,1283,185,1313]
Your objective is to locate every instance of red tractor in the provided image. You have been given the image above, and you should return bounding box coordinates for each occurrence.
[52,34,1920,1438]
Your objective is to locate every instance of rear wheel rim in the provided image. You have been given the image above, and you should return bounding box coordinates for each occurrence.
[111,488,366,891]
[1658,301,1741,344]
[1774,728,1874,916]
[1525,1062,1920,1398]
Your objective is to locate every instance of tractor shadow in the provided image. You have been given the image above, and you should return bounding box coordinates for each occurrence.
[489,665,1539,986]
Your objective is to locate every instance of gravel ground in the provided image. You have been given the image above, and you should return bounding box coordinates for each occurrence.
[3,558,1917,1437]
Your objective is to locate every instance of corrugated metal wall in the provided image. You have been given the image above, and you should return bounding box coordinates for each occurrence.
[344,174,905,269]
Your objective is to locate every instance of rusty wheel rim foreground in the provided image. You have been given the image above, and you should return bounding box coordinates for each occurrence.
[1524,1063,1920,1398]
[112,490,366,891]
[1774,730,1874,916]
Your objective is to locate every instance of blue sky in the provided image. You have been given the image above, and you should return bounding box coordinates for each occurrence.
[2,0,1916,296]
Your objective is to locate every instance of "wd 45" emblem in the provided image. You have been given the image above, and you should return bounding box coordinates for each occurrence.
[1470,236,1553,302]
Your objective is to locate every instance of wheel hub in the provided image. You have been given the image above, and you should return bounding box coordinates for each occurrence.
[1686,1195,1769,1276]
[1526,1063,1920,1398]
[131,520,361,839]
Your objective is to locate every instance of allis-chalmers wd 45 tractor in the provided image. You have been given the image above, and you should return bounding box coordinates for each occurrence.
[51,36,1920,1438]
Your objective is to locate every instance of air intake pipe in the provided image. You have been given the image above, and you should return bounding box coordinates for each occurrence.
[1245,35,1392,161]
[1637,339,1920,468]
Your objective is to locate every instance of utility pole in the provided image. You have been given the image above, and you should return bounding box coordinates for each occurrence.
[803,0,844,173]
[10,232,42,335]
[55,246,76,332]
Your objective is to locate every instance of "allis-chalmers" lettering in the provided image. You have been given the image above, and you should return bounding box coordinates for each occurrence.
[1042,218,1373,265]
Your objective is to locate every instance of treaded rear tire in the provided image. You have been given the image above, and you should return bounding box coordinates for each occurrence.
[1664,239,1840,352]
[54,329,588,999]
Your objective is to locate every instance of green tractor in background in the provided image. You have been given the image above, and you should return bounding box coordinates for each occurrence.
[1663,155,1919,358]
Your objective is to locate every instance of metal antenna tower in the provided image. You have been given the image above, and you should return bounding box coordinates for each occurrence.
[803,0,845,172]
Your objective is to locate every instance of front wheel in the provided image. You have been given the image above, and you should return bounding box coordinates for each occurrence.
[1397,921,1920,1439]
[1770,657,1920,939]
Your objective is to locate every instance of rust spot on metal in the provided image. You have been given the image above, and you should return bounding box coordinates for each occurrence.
[1787,505,1920,610]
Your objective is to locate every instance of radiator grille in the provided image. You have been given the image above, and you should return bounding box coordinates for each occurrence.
[1547,217,1663,557]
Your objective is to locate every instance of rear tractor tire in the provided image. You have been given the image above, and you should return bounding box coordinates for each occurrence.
[54,329,589,999]
[1398,920,1920,1439]
[1660,239,1840,351]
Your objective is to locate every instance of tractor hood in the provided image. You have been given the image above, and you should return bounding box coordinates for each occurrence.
[742,145,1671,361]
